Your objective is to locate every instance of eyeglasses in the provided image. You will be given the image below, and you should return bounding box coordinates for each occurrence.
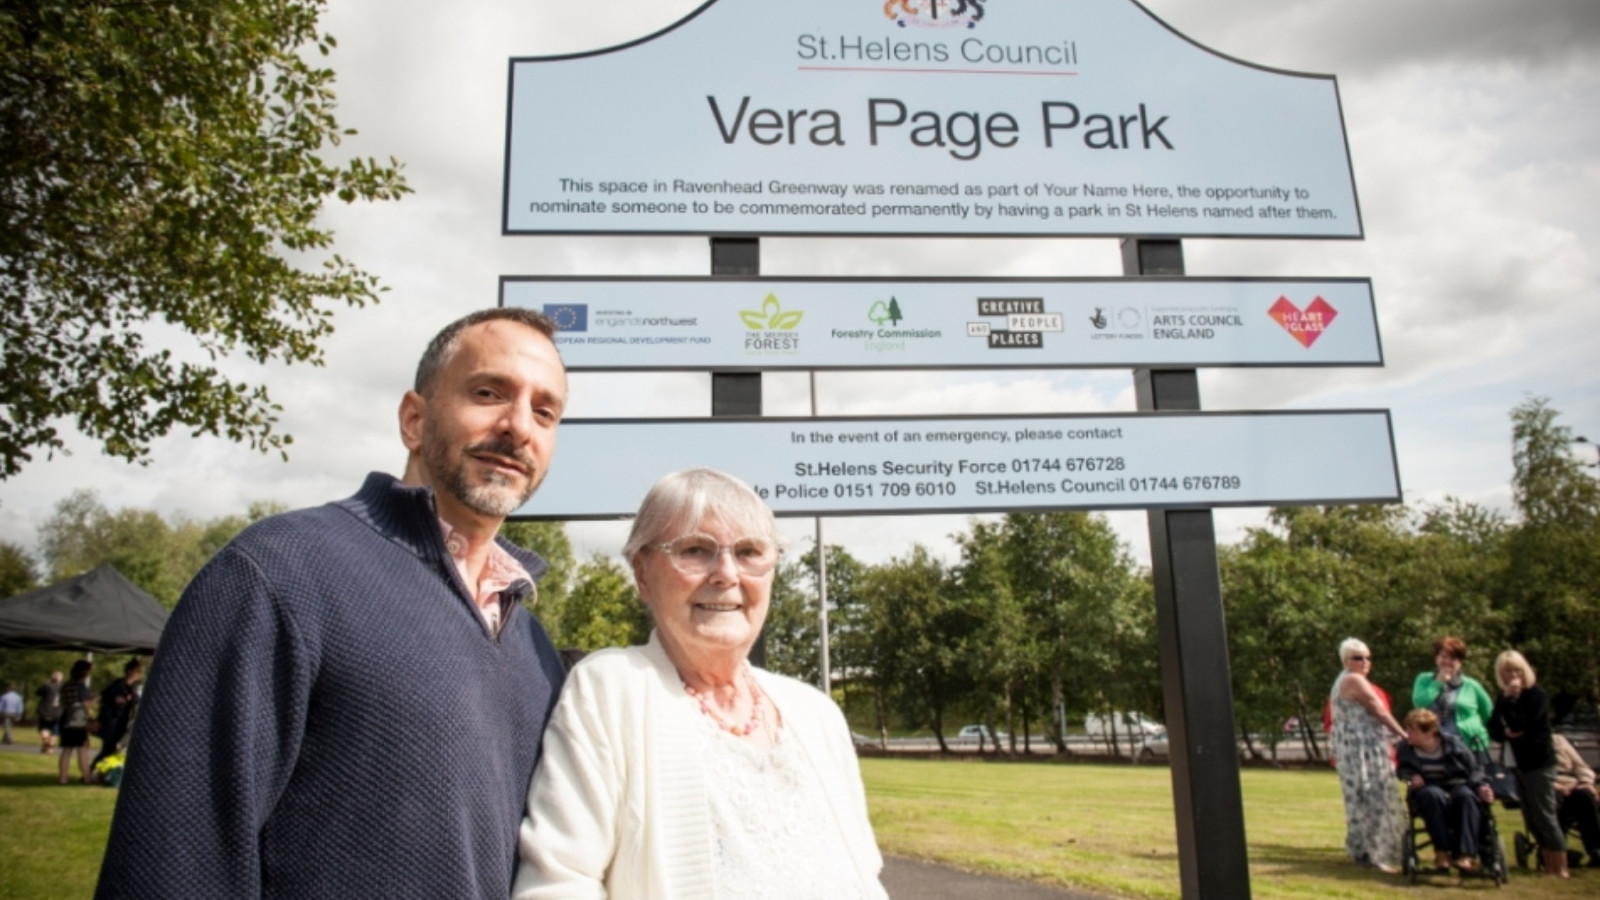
[654,534,778,576]
[1349,655,1370,662]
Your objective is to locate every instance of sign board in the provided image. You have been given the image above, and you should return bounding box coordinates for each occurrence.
[520,411,1400,519]
[504,276,1381,370]
[504,0,1361,239]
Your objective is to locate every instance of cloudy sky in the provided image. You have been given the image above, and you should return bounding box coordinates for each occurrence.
[3,0,1598,573]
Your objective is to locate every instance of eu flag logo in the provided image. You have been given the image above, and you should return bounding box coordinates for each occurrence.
[543,304,588,332]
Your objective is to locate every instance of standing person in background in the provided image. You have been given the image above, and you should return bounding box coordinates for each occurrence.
[57,660,94,784]
[1412,636,1494,757]
[0,683,21,744]
[96,308,571,900]
[92,659,143,771]
[1488,650,1568,878]
[34,670,62,753]
[1328,638,1407,874]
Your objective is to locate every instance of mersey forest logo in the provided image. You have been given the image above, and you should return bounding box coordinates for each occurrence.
[742,293,803,354]
[1268,296,1338,348]
[884,0,986,29]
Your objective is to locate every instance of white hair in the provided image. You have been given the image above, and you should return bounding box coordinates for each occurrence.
[1338,637,1370,663]
[621,468,784,566]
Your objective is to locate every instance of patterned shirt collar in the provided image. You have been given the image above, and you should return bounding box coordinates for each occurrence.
[438,517,534,634]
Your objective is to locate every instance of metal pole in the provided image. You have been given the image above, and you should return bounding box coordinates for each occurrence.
[1123,238,1252,900]
[811,370,831,694]
[710,237,765,666]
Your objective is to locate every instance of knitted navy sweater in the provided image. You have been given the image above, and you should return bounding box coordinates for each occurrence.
[95,473,567,899]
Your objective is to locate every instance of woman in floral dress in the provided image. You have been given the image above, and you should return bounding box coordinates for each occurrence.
[1329,638,1407,873]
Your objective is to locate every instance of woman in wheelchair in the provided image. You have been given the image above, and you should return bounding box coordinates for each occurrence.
[1397,709,1496,872]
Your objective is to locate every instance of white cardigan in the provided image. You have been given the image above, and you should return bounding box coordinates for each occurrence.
[512,633,887,899]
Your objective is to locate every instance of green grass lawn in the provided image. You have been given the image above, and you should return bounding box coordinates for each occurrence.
[863,756,1593,899]
[0,734,116,900]
[2,741,1592,899]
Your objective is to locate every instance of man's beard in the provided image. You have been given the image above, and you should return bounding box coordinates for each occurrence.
[421,427,540,518]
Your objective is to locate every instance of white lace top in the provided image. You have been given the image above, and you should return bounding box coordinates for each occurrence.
[700,724,866,900]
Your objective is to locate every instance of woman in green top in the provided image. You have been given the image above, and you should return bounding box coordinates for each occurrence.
[1412,635,1494,756]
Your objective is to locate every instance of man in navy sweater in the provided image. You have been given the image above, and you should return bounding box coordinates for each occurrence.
[96,309,571,899]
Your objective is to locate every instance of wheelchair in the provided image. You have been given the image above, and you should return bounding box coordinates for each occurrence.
[1400,785,1508,886]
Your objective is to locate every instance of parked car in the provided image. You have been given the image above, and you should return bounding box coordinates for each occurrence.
[1085,711,1165,739]
[956,724,1008,743]
[1085,711,1169,760]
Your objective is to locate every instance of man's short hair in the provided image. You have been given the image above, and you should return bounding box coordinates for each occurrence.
[125,659,143,676]
[1404,708,1439,733]
[413,308,559,397]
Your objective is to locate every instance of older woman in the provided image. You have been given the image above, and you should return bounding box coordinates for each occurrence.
[1412,636,1494,757]
[1488,650,1568,878]
[1329,638,1407,874]
[514,469,887,899]
[1397,709,1495,872]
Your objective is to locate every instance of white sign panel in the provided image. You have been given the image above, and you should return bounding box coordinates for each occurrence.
[504,0,1361,238]
[520,411,1399,519]
[503,277,1380,370]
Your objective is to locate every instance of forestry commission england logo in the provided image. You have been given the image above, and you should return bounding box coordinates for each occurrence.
[742,293,803,355]
[884,0,986,29]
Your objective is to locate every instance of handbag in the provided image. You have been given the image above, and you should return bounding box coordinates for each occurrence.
[1486,744,1521,809]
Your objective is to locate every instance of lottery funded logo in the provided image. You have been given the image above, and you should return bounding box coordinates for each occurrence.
[742,293,804,355]
[1268,296,1339,348]
[967,297,1062,349]
[1086,305,1145,342]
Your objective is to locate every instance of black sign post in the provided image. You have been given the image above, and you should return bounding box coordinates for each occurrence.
[710,235,765,667]
[1125,238,1252,899]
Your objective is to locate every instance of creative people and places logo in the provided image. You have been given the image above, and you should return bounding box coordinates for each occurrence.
[967,296,1059,349]
[884,0,986,29]
[1267,296,1338,348]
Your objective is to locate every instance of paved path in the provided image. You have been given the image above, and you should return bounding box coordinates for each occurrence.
[883,856,1104,899]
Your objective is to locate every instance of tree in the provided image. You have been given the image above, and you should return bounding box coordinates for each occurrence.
[1501,397,1600,702]
[763,556,821,684]
[557,554,649,652]
[36,489,265,607]
[1,0,410,477]
[859,544,973,751]
[0,540,37,598]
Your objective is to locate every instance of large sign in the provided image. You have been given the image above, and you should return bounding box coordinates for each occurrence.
[520,411,1399,519]
[504,276,1381,370]
[504,0,1361,239]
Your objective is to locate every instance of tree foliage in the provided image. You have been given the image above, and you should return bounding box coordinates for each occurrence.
[0,0,410,477]
[1501,396,1600,702]
[556,553,649,653]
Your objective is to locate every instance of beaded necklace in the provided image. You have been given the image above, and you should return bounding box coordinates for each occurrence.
[681,663,764,737]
